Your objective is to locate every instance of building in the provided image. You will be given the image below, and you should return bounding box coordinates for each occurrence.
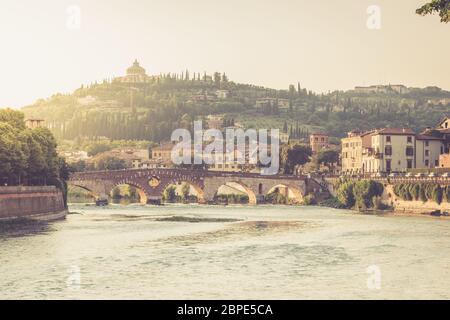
[151,143,175,165]
[341,130,373,174]
[61,150,90,163]
[25,119,45,129]
[132,158,169,169]
[439,154,450,168]
[114,59,153,84]
[206,115,224,130]
[362,128,416,173]
[427,98,450,106]
[310,133,329,154]
[354,84,409,95]
[415,134,444,169]
[279,132,290,145]
[255,98,290,110]
[216,90,230,99]
[341,116,450,174]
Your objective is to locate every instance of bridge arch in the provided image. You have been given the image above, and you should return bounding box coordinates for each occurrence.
[110,181,149,204]
[266,184,304,204]
[161,179,205,204]
[214,181,257,205]
[68,184,97,203]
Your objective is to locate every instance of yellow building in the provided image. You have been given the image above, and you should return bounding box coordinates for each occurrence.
[151,143,175,166]
[341,130,372,174]
[25,118,45,129]
[416,135,444,169]
[362,128,415,173]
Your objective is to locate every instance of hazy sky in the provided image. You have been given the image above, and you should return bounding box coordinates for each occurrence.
[0,0,449,107]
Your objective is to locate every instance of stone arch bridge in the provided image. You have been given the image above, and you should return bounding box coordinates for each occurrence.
[69,169,324,205]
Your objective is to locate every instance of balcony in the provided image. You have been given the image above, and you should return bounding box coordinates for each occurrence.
[363,148,383,159]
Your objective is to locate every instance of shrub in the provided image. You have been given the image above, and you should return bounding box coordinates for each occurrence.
[303,194,316,205]
[353,180,384,210]
[265,192,287,204]
[444,186,450,203]
[336,180,383,210]
[431,185,443,204]
[336,181,355,208]
[411,184,420,200]
[419,184,428,203]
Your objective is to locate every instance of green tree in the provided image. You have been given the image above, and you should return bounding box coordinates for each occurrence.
[181,183,190,201]
[86,142,113,156]
[317,149,339,166]
[280,144,312,174]
[337,181,355,208]
[0,108,26,130]
[416,0,450,23]
[163,185,177,202]
[93,155,127,170]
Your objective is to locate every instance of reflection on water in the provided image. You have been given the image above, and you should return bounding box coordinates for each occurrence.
[0,204,449,299]
[0,219,53,238]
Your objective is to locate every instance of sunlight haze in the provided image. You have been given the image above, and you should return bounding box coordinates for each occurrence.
[0,0,448,107]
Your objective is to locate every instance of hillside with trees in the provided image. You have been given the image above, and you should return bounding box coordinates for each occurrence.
[22,72,450,143]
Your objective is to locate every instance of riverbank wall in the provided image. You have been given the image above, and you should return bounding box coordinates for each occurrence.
[0,186,67,222]
[324,177,450,214]
[382,185,450,214]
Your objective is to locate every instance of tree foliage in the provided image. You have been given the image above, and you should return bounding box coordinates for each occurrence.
[416,0,450,23]
[337,180,384,210]
[280,144,312,174]
[0,109,67,186]
[393,183,446,204]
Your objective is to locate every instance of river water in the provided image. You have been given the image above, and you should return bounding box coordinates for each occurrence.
[0,204,449,299]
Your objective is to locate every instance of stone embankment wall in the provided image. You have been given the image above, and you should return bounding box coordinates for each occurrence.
[325,177,450,213]
[382,185,450,213]
[0,186,67,221]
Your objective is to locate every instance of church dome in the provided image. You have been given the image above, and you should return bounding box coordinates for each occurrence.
[126,59,146,76]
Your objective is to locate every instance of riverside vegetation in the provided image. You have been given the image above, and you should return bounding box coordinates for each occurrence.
[0,109,69,205]
[321,180,387,212]
[393,183,450,204]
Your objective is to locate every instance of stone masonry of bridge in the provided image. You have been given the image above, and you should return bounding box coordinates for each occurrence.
[68,169,319,205]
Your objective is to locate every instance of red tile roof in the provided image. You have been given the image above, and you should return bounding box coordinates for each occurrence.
[416,134,444,140]
[373,128,415,135]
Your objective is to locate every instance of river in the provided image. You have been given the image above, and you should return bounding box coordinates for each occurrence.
[0,204,449,299]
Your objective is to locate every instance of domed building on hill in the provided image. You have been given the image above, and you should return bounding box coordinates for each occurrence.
[114,59,153,84]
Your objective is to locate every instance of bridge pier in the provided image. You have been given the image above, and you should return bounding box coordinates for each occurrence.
[147,196,162,205]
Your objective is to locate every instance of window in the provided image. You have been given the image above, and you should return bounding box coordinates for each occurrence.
[435,160,439,167]
[425,141,429,147]
[406,147,414,156]
[385,146,392,156]
[425,150,429,157]
[386,136,391,143]
[407,159,413,169]
[441,146,444,154]
[407,136,412,143]
[425,160,429,167]
[386,160,391,172]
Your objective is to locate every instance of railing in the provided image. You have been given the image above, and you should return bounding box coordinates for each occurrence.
[324,175,450,185]
[69,168,308,181]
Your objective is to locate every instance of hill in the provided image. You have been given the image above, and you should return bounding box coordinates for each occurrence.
[22,67,450,143]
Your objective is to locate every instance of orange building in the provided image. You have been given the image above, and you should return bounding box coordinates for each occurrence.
[310,133,329,153]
